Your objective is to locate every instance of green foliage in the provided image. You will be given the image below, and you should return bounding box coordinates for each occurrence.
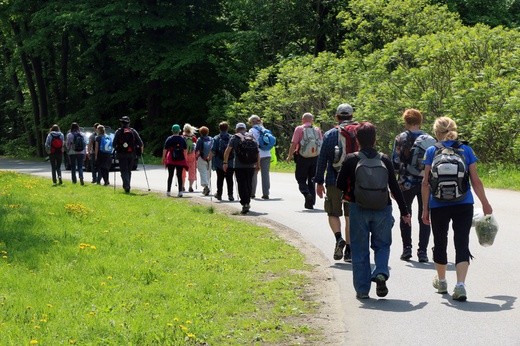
[433,0,520,27]
[0,171,318,344]
[357,25,520,160]
[339,0,462,55]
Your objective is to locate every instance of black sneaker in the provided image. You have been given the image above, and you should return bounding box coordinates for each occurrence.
[228,196,235,201]
[58,178,62,185]
[417,250,429,263]
[261,195,269,200]
[215,194,222,201]
[375,274,388,297]
[343,244,352,263]
[304,194,314,209]
[333,239,346,260]
[356,292,369,299]
[189,187,194,192]
[240,204,250,214]
[400,246,412,261]
[202,186,210,196]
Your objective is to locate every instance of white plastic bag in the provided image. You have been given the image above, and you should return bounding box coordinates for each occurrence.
[472,208,484,227]
[474,213,499,247]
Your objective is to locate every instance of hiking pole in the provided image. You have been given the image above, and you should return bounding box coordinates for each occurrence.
[208,160,212,202]
[140,155,151,191]
[113,154,117,193]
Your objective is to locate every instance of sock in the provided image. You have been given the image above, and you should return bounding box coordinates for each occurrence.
[334,232,342,242]
[456,282,465,287]
[439,278,447,283]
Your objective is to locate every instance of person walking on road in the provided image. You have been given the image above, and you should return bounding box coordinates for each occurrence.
[392,109,434,262]
[87,123,100,183]
[286,112,323,209]
[248,114,272,199]
[113,116,144,194]
[421,116,493,301]
[163,124,188,197]
[210,121,235,201]
[94,125,112,186]
[337,122,411,299]
[65,122,86,185]
[223,122,259,214]
[44,124,64,186]
[315,103,358,262]
[195,126,213,196]
[182,123,198,192]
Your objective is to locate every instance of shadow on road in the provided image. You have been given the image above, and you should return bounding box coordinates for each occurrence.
[359,299,428,312]
[441,295,516,312]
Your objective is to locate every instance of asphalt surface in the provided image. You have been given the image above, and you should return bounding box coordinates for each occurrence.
[1,157,519,345]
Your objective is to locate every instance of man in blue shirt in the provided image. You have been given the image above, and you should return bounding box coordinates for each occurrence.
[315,103,357,262]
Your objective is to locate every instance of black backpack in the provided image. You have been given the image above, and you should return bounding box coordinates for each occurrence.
[235,133,259,164]
[73,132,85,151]
[354,152,389,210]
[116,127,136,153]
[170,141,185,161]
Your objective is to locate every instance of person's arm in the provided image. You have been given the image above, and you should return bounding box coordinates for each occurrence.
[469,163,493,215]
[134,129,144,154]
[315,131,333,198]
[286,142,297,162]
[94,139,99,159]
[223,146,232,172]
[421,165,432,225]
[385,156,410,224]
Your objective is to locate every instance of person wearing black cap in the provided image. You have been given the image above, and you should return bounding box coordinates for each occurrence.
[315,103,358,262]
[113,116,144,193]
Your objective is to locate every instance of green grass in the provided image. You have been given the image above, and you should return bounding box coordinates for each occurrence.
[0,171,318,345]
[477,162,520,190]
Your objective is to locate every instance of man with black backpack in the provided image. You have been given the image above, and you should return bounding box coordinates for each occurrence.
[113,116,144,193]
[315,103,358,263]
[223,122,259,214]
[392,109,436,262]
[210,121,235,201]
[337,122,410,299]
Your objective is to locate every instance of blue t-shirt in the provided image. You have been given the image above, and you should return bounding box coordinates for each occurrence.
[423,140,477,208]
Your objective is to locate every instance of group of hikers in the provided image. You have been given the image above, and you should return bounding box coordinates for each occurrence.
[44,103,494,302]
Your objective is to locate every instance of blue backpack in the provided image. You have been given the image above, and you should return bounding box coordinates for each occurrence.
[200,136,213,160]
[254,125,276,151]
[217,133,231,159]
[99,135,113,154]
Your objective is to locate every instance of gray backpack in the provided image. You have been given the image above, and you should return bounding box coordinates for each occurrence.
[354,152,389,210]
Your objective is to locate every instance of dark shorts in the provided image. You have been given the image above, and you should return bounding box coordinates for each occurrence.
[324,185,349,217]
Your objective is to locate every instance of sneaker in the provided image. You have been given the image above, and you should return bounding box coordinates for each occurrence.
[374,274,388,297]
[202,186,210,196]
[452,285,467,301]
[241,204,250,214]
[343,244,352,263]
[432,276,448,294]
[304,194,314,209]
[189,187,194,193]
[166,192,171,197]
[80,179,84,186]
[178,191,183,198]
[400,246,412,261]
[333,239,346,260]
[261,195,269,200]
[58,178,63,185]
[228,196,235,201]
[251,195,256,199]
[417,250,429,263]
[356,292,370,299]
[215,194,222,201]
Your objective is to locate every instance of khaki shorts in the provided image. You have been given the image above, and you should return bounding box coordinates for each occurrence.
[324,185,350,217]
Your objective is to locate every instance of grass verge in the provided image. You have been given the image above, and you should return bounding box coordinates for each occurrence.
[0,171,319,345]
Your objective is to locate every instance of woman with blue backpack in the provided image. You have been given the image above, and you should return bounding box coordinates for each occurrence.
[94,125,112,186]
[195,126,213,196]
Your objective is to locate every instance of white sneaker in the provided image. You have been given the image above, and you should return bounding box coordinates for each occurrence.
[177,191,183,197]
[432,276,448,294]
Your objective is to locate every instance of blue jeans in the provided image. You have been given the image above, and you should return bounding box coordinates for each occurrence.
[350,203,395,295]
[69,153,85,183]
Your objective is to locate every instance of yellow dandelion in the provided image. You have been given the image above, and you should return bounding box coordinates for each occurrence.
[90,245,97,250]
[47,304,53,308]
[179,325,188,332]
[40,318,47,323]
[100,282,106,286]
[30,340,38,345]
[34,325,41,329]
[69,339,77,345]
[186,320,192,324]
[167,323,173,327]
[187,333,196,339]
[107,276,113,280]
[173,317,179,322]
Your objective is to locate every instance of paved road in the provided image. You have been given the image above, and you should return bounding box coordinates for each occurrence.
[2,158,518,345]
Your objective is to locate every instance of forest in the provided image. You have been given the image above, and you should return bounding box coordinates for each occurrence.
[1,0,519,162]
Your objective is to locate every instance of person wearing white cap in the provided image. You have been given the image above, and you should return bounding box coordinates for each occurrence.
[248,114,273,199]
[223,122,259,214]
[315,103,357,262]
